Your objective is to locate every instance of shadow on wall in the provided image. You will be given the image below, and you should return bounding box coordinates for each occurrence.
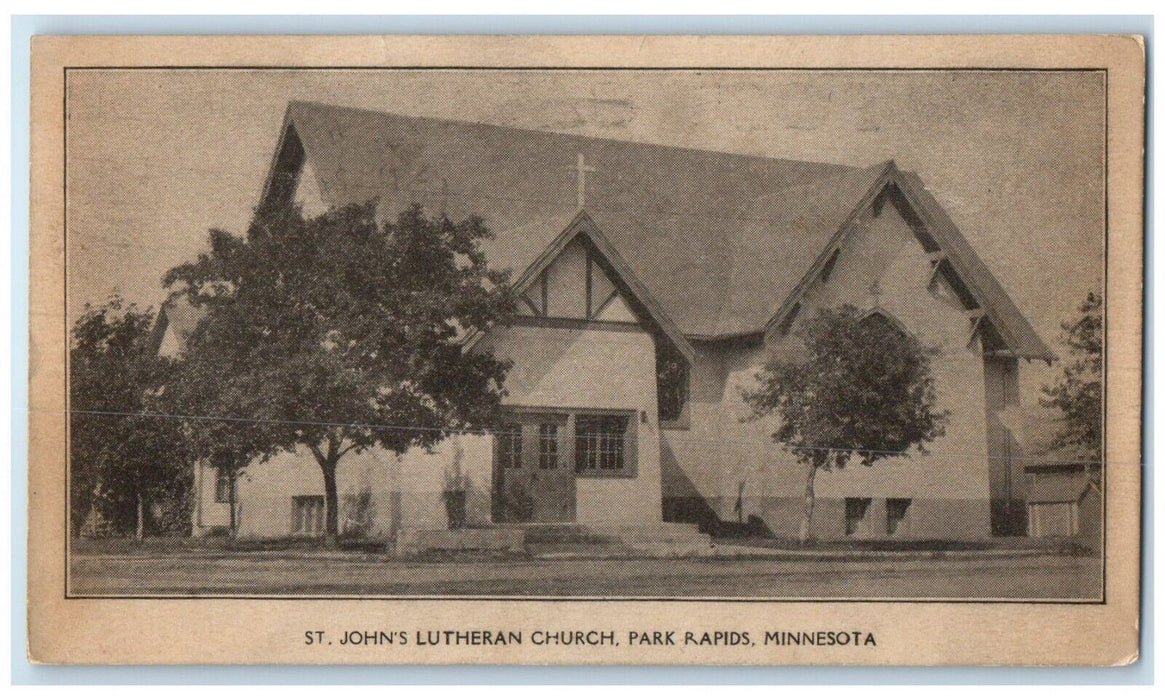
[485,324,590,401]
[660,436,772,538]
[991,499,1028,537]
[342,488,376,537]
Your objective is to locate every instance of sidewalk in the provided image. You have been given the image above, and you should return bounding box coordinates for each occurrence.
[68,547,1104,599]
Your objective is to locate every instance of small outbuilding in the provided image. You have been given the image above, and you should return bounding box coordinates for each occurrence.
[1025,467,1101,538]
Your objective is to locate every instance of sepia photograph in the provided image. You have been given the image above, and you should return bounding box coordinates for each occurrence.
[60,65,1108,601]
[24,33,1144,666]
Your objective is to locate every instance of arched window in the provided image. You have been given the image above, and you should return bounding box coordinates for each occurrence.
[656,341,690,425]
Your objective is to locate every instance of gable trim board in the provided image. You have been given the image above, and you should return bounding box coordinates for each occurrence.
[758,160,898,341]
[761,162,1057,363]
[896,172,1056,362]
[507,315,644,334]
[462,210,696,362]
[514,211,695,361]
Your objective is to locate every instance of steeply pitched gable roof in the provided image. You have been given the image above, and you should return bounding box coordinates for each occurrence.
[1027,472,1094,504]
[269,100,1052,359]
[152,294,206,357]
[894,172,1056,362]
[762,165,1057,361]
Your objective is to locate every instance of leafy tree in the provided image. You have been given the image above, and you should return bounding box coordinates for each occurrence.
[1041,290,1103,464]
[70,297,189,539]
[742,305,948,543]
[164,202,514,541]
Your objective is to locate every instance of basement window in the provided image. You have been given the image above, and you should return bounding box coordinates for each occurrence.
[887,498,912,535]
[291,495,325,537]
[845,497,872,536]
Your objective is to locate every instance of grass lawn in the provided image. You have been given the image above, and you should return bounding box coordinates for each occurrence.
[713,535,1098,556]
[68,536,1103,600]
[70,532,1098,558]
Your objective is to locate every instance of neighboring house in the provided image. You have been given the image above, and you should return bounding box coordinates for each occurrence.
[1007,407,1101,539]
[156,100,1057,541]
[1026,471,1101,539]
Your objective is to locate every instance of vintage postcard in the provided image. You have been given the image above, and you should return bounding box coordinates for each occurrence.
[27,34,1143,665]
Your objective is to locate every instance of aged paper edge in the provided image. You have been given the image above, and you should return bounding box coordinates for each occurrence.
[27,34,1144,666]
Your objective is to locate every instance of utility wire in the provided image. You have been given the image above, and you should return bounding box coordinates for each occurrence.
[60,406,1107,466]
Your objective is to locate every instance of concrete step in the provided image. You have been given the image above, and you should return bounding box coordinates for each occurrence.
[586,523,707,541]
[584,523,713,556]
[489,522,713,556]
[395,527,526,555]
[517,524,613,544]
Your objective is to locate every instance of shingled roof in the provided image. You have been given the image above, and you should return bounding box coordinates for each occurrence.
[262,100,1053,359]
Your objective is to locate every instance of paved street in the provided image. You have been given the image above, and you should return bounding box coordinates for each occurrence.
[69,549,1103,600]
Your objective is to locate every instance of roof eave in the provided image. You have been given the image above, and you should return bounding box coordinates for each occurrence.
[462,210,696,363]
[892,171,1058,363]
[758,161,1057,364]
[760,160,898,336]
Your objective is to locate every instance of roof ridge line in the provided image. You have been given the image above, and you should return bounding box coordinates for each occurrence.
[286,99,871,173]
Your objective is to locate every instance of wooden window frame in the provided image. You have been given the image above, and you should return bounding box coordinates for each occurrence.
[497,423,523,470]
[538,422,560,470]
[574,412,637,479]
[502,406,638,479]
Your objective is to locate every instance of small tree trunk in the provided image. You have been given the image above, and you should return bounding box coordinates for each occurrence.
[228,471,238,539]
[736,480,746,524]
[321,460,339,546]
[798,462,819,545]
[311,438,344,547]
[135,491,145,542]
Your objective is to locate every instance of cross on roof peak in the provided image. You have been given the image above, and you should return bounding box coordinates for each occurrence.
[572,152,597,209]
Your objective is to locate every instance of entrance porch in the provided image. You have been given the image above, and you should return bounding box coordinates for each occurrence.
[491,407,645,525]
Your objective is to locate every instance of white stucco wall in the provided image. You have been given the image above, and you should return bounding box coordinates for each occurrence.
[663,197,999,539]
[195,320,662,537]
[193,434,494,539]
[482,323,662,525]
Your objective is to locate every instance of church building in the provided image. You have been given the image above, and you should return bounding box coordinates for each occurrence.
[157,101,1056,543]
